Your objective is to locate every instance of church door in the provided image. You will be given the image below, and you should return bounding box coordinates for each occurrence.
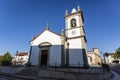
[40,50,48,66]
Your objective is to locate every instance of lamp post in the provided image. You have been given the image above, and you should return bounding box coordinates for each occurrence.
[100,51,103,63]
[104,53,109,64]
[15,51,18,65]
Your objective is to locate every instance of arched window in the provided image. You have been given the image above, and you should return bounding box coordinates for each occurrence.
[71,19,76,27]
[88,56,92,62]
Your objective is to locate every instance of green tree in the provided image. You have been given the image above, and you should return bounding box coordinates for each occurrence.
[0,56,3,66]
[116,47,120,55]
[2,52,12,66]
[113,47,120,59]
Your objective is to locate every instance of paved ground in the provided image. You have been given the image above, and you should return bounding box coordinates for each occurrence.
[109,65,120,80]
[0,71,112,80]
[0,65,118,80]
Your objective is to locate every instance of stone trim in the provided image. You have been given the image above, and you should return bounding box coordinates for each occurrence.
[64,11,84,22]
[65,26,83,31]
[61,37,65,66]
[64,11,82,18]
[82,49,89,67]
[30,29,63,42]
[28,46,32,65]
[61,45,65,66]
[66,42,69,67]
[38,47,50,67]
[39,42,52,48]
[67,35,85,40]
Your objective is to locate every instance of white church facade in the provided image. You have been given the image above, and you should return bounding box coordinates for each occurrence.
[29,6,88,67]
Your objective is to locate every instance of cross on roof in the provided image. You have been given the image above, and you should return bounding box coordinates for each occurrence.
[46,21,50,30]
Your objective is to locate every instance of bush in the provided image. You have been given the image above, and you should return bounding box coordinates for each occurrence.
[2,52,12,66]
[112,60,119,64]
[2,61,11,66]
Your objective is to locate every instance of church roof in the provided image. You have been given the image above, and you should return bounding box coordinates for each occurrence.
[30,29,65,42]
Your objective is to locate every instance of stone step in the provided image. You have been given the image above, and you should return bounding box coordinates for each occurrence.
[16,67,39,76]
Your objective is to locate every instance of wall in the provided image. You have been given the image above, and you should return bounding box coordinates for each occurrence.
[30,30,62,66]
[87,53,95,65]
[0,66,24,74]
[30,46,40,65]
[68,38,83,67]
[66,14,83,30]
[49,45,61,66]
[87,49,101,65]
[31,30,62,46]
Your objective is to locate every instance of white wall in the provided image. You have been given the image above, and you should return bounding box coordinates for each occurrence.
[106,55,114,64]
[30,30,62,66]
[31,30,61,46]
[68,38,82,49]
[68,38,83,66]
[67,28,81,38]
[67,15,83,29]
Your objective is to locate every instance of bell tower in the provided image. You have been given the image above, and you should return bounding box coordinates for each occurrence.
[64,6,88,67]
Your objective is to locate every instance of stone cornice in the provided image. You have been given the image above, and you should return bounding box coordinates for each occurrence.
[64,11,82,18]
[65,26,84,31]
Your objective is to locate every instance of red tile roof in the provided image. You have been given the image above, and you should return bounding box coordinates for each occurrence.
[108,53,115,55]
[17,52,28,56]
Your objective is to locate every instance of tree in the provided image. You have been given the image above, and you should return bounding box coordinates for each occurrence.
[113,47,120,59]
[0,56,3,66]
[2,52,12,66]
[116,47,120,55]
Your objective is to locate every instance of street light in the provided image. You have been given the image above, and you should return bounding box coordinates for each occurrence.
[15,50,18,65]
[104,52,109,64]
[100,51,103,63]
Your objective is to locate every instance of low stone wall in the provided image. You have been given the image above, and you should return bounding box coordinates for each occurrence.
[0,66,25,74]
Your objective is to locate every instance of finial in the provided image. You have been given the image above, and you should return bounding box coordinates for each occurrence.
[65,9,68,15]
[46,21,50,30]
[78,5,81,11]
[61,29,65,36]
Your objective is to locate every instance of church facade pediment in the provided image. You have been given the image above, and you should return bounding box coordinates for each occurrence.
[30,29,63,46]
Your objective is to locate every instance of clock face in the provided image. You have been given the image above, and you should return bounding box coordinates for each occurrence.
[71,30,76,35]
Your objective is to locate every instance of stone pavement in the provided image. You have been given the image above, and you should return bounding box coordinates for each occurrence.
[0,72,112,80]
[0,70,113,80]
[109,65,120,80]
[110,71,120,80]
[0,66,114,80]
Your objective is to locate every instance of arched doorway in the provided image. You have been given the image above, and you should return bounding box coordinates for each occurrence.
[88,56,92,65]
[40,50,48,65]
[39,42,51,66]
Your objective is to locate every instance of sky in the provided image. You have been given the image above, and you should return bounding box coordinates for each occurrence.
[0,0,120,56]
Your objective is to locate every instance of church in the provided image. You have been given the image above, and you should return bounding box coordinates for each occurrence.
[29,5,88,67]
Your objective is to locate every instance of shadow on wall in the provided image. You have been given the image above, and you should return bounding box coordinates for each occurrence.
[29,45,88,67]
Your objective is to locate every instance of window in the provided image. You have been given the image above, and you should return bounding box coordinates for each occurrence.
[71,19,76,27]
[88,56,92,62]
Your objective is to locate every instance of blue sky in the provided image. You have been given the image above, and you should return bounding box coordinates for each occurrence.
[0,0,120,56]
